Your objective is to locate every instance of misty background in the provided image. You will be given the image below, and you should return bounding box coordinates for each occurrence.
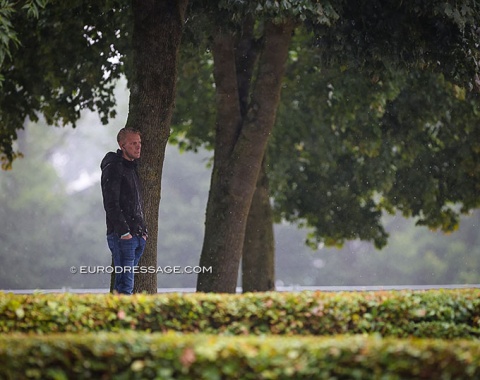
[1,80,479,291]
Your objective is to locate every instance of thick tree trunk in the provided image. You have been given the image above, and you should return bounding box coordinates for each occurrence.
[242,156,275,292]
[196,20,293,293]
[125,0,187,294]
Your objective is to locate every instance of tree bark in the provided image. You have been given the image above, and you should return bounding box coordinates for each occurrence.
[196,20,293,293]
[126,0,187,294]
[242,156,275,292]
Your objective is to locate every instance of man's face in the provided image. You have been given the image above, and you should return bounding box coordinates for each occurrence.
[120,133,141,161]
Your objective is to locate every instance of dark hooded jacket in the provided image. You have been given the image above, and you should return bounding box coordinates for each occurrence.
[100,149,147,237]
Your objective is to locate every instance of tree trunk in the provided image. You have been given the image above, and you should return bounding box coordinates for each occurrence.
[196,20,293,293]
[125,0,187,294]
[242,156,275,292]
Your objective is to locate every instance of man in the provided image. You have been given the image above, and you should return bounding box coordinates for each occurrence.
[100,127,148,294]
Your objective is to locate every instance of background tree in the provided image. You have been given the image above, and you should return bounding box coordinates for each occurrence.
[184,1,339,293]
[173,1,480,292]
[272,60,480,250]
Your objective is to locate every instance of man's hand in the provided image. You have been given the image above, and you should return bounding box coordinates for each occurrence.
[120,233,133,240]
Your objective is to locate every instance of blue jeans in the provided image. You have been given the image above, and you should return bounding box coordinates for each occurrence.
[107,233,146,295]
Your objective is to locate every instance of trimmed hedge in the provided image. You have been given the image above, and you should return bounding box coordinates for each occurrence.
[1,332,479,379]
[1,289,479,338]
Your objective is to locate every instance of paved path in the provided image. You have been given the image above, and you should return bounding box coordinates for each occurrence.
[3,284,480,294]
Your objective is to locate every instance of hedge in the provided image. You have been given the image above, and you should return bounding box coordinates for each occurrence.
[1,289,479,339]
[1,332,479,379]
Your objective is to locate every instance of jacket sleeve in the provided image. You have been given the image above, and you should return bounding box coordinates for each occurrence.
[101,162,130,235]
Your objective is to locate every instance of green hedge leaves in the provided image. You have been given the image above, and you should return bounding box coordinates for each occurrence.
[1,289,479,338]
[1,332,480,379]
[1,290,480,379]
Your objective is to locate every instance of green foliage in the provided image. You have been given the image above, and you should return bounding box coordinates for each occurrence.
[379,75,480,221]
[313,0,480,88]
[1,332,480,379]
[0,0,48,75]
[0,1,19,72]
[173,0,342,150]
[1,290,479,339]
[187,0,340,32]
[174,2,480,250]
[171,50,216,153]
[0,0,130,166]
[217,0,340,25]
[270,26,480,249]
[0,0,49,169]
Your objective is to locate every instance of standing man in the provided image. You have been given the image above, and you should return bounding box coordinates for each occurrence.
[101,127,148,294]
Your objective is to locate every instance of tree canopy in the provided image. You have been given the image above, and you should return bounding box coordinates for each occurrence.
[272,55,480,249]
[2,0,480,292]
[0,0,129,168]
[314,0,480,86]
[173,2,480,256]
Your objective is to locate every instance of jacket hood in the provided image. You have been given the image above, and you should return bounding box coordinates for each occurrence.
[100,150,123,171]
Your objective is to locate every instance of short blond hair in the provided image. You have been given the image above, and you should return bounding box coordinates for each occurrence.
[117,127,141,144]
